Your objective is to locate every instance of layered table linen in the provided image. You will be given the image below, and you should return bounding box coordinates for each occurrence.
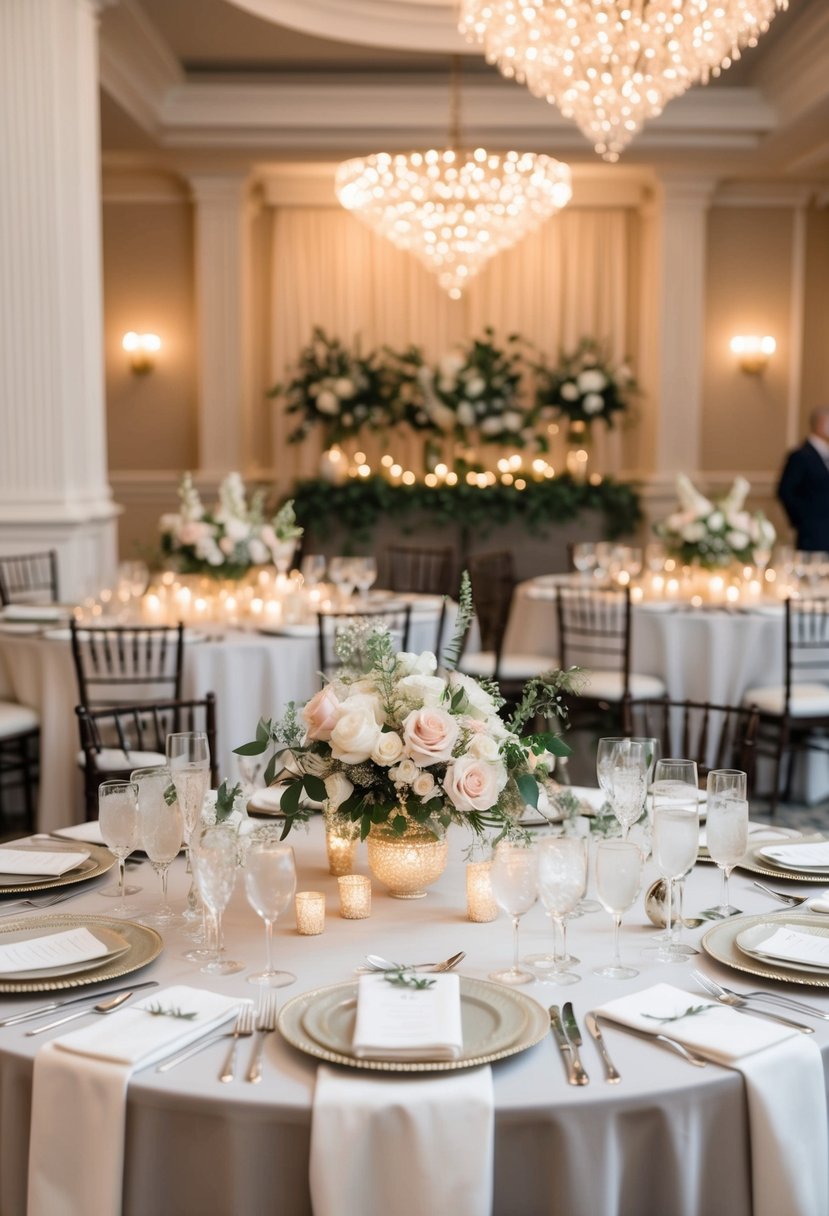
[27,985,241,1216]
[310,1063,494,1216]
[596,983,828,1216]
[352,973,463,1061]
[51,821,105,846]
[0,848,88,876]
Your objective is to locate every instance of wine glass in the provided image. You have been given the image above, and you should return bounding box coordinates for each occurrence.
[328,557,356,606]
[244,836,297,987]
[648,759,700,962]
[98,779,140,914]
[703,769,748,919]
[489,842,538,986]
[594,839,643,979]
[300,554,326,586]
[166,732,210,923]
[571,543,597,582]
[131,765,182,926]
[597,739,648,838]
[351,556,378,604]
[528,837,586,985]
[192,824,243,975]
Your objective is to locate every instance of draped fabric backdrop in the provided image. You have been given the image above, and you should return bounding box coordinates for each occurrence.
[269,206,637,483]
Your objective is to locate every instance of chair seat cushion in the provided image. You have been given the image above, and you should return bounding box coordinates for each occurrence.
[77,748,166,772]
[581,671,666,702]
[0,702,40,738]
[458,652,559,681]
[744,683,829,717]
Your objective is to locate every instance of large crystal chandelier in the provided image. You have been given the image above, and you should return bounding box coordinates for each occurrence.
[335,60,572,299]
[459,1,788,162]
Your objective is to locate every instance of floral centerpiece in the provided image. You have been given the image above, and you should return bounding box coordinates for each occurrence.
[655,475,776,569]
[160,472,303,579]
[534,338,636,437]
[235,578,578,849]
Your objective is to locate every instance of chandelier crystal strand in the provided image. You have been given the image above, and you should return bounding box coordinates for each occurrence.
[459,1,788,162]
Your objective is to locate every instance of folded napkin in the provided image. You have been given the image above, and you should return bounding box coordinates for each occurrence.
[0,848,88,877]
[0,927,113,976]
[596,983,828,1216]
[27,985,241,1216]
[760,842,829,869]
[352,974,463,1062]
[808,890,829,913]
[745,925,829,967]
[310,1064,493,1216]
[50,821,105,846]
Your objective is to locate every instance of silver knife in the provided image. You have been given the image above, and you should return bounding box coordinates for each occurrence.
[0,980,159,1028]
[584,1011,621,1084]
[549,1005,584,1086]
[562,1002,590,1086]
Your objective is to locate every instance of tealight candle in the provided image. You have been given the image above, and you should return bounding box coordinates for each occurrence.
[338,874,371,920]
[326,831,358,876]
[295,891,325,935]
[466,861,498,923]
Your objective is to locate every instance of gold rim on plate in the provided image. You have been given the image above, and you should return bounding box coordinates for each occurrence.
[702,911,829,988]
[0,842,115,896]
[735,840,829,884]
[278,976,549,1072]
[0,913,162,994]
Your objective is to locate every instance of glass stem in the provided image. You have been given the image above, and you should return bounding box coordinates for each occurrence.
[160,865,169,910]
[118,857,126,901]
[674,879,685,944]
[511,915,521,974]
[214,909,224,957]
[560,918,570,966]
[720,865,730,911]
[665,879,674,942]
[264,918,275,975]
[613,914,623,968]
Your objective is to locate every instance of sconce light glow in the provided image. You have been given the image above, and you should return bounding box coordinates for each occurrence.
[730,335,776,375]
[122,331,161,374]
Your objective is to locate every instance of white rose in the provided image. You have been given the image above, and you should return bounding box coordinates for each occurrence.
[577,369,607,393]
[726,530,750,550]
[466,734,501,762]
[334,377,355,398]
[324,772,354,809]
[682,522,706,542]
[395,651,438,678]
[390,758,420,785]
[412,771,438,801]
[224,517,250,542]
[438,353,465,382]
[582,393,604,415]
[464,377,486,399]
[503,410,522,430]
[218,536,235,556]
[444,755,506,812]
[457,403,475,427]
[707,511,724,532]
[396,673,446,707]
[402,706,459,766]
[371,731,406,767]
[316,390,339,415]
[329,708,381,764]
[340,691,385,725]
[248,538,268,564]
[449,672,498,720]
[559,381,579,401]
[480,417,502,435]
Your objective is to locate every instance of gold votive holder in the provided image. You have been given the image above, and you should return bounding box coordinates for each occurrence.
[295,890,325,935]
[466,860,498,923]
[326,829,358,877]
[338,874,371,919]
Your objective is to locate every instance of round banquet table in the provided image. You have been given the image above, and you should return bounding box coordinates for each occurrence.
[0,815,827,1216]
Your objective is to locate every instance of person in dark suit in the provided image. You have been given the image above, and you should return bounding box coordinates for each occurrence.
[777,406,829,551]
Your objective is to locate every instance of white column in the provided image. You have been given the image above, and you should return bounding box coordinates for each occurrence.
[0,0,118,599]
[188,172,254,476]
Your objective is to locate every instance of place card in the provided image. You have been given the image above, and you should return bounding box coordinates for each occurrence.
[0,848,89,877]
[0,927,111,975]
[748,926,829,968]
[352,973,463,1061]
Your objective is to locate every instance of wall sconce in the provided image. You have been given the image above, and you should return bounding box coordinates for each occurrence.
[730,335,776,375]
[122,331,161,375]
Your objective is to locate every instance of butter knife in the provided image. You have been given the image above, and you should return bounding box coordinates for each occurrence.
[549,1005,584,1086]
[0,980,158,1028]
[584,1011,621,1084]
[562,1002,590,1086]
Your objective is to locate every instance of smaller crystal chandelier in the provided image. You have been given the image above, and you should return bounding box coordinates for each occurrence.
[335,60,572,298]
[459,0,789,162]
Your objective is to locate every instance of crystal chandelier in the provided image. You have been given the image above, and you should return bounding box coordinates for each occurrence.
[459,1,788,162]
[335,61,572,299]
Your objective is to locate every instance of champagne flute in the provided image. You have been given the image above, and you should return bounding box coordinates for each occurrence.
[192,824,243,975]
[98,779,140,915]
[703,769,749,919]
[166,731,210,923]
[597,739,648,838]
[244,837,297,987]
[594,839,643,978]
[527,837,586,985]
[489,842,538,986]
[648,760,700,962]
[131,765,182,926]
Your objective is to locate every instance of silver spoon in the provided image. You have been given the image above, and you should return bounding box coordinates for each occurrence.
[26,989,136,1036]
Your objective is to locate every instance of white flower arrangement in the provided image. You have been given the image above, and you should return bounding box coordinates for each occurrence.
[160,473,303,579]
[534,337,635,434]
[655,475,776,570]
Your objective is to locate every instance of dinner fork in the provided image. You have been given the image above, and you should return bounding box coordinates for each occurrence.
[752,882,809,908]
[246,993,278,1084]
[219,1004,255,1083]
[692,972,814,1032]
[691,970,829,1021]
[0,892,81,918]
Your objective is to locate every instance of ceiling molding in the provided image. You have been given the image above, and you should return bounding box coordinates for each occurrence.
[713,182,817,208]
[98,0,183,136]
[755,1,829,126]
[224,0,468,54]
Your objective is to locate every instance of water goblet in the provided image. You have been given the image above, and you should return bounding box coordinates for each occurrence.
[98,779,140,915]
[131,765,182,926]
[244,836,297,987]
[702,769,749,919]
[166,731,210,924]
[597,740,648,838]
[571,543,597,582]
[489,842,538,986]
[647,759,700,962]
[192,824,243,976]
[594,839,643,979]
[526,837,586,985]
[300,554,327,586]
[351,556,378,604]
[328,557,356,606]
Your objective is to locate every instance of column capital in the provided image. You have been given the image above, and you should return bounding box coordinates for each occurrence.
[650,171,718,211]
[187,170,252,206]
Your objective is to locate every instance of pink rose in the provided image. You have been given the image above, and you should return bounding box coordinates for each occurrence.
[402,707,459,766]
[302,685,341,741]
[443,755,506,813]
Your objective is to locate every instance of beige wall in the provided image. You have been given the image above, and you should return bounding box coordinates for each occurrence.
[801,206,829,430]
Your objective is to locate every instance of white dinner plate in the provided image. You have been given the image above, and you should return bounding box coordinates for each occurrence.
[758,842,829,871]
[257,622,317,638]
[0,926,130,981]
[702,911,829,988]
[735,920,829,975]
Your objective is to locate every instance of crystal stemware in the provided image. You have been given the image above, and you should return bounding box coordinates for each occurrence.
[594,839,643,979]
[244,836,297,987]
[98,779,140,915]
[527,836,586,985]
[131,765,182,926]
[351,556,378,604]
[647,759,700,963]
[192,824,243,976]
[597,739,648,839]
[489,842,538,986]
[166,731,210,925]
[702,768,749,919]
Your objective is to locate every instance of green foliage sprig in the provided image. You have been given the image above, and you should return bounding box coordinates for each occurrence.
[144,1003,198,1021]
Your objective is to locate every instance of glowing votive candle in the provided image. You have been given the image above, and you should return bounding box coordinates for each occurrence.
[338,874,371,919]
[295,891,325,935]
[466,861,498,923]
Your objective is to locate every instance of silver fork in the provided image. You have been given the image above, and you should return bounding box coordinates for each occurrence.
[692,971,814,1032]
[246,994,278,1084]
[752,882,808,908]
[691,970,829,1021]
[219,1005,255,1083]
[0,892,79,917]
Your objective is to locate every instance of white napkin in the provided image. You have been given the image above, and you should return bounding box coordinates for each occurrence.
[0,848,88,877]
[50,822,105,846]
[27,985,241,1216]
[596,983,828,1216]
[808,890,829,913]
[310,1064,493,1216]
[760,842,829,869]
[353,974,463,1061]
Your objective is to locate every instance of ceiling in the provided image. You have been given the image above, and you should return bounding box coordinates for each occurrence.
[98,0,829,182]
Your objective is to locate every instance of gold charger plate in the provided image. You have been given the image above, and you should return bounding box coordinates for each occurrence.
[0,843,114,896]
[734,840,829,884]
[0,914,162,994]
[279,976,549,1073]
[702,911,829,988]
